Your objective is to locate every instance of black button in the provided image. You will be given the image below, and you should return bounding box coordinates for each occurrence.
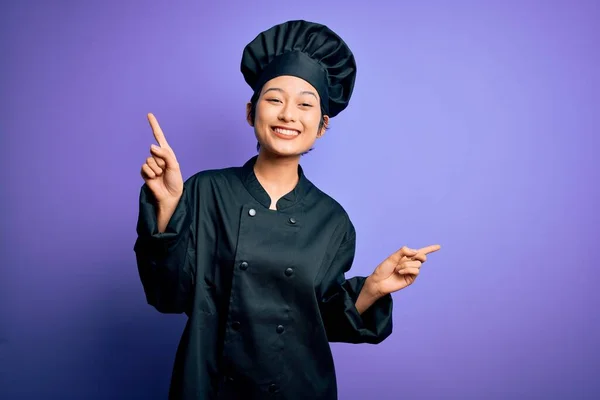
[276,325,284,334]
[284,268,294,277]
[232,321,241,330]
[268,384,278,393]
[240,261,248,270]
[248,208,256,217]
[289,217,296,224]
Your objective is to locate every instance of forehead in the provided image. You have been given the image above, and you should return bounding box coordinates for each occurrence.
[261,75,319,97]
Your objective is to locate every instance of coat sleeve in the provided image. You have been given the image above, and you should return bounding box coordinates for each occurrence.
[133,179,197,314]
[318,221,393,344]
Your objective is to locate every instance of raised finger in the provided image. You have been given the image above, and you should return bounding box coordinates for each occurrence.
[141,164,156,179]
[146,157,163,176]
[148,113,169,148]
[418,244,441,255]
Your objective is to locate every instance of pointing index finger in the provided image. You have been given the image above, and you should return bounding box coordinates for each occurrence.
[418,244,441,255]
[147,113,169,148]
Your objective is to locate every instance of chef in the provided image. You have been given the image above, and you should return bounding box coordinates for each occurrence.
[134,19,441,400]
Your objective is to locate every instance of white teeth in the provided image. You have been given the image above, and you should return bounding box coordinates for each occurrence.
[273,127,299,136]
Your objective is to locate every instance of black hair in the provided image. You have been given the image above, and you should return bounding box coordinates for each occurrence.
[247,90,329,154]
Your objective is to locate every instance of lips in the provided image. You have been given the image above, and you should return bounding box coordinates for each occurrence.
[271,126,300,139]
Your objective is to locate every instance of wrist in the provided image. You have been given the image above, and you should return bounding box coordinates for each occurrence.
[364,275,384,300]
[157,194,182,212]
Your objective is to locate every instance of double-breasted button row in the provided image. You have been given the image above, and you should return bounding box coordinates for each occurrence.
[238,261,294,277]
[248,208,297,225]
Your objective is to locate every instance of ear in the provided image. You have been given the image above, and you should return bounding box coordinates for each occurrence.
[246,102,254,127]
[317,115,329,138]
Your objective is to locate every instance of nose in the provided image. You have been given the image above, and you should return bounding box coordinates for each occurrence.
[278,102,296,122]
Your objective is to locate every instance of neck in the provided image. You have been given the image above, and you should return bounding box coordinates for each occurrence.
[253,151,300,196]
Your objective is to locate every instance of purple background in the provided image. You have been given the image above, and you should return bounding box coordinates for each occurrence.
[1,1,599,399]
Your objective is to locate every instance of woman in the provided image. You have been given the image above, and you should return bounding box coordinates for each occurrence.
[134,20,440,400]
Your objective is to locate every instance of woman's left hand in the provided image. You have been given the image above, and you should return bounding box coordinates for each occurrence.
[368,244,441,297]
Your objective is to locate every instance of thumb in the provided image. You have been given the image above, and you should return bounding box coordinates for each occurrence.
[150,144,179,170]
[398,246,418,258]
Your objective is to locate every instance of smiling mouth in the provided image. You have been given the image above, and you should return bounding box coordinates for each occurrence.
[272,126,301,137]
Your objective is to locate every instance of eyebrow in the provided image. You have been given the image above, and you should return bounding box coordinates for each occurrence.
[263,87,318,100]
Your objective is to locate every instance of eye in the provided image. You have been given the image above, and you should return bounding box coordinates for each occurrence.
[300,103,313,107]
[267,98,282,103]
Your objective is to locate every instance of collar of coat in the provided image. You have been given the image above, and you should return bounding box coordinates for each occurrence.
[239,155,313,211]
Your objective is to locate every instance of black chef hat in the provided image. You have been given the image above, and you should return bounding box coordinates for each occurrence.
[240,20,356,118]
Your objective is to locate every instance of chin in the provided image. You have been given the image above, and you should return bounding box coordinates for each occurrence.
[260,142,310,158]
[264,147,305,158]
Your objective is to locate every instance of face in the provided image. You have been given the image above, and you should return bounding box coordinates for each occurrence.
[247,75,329,157]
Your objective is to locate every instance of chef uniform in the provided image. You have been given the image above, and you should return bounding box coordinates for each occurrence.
[134,19,394,400]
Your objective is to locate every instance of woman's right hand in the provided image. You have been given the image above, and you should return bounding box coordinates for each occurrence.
[141,113,184,207]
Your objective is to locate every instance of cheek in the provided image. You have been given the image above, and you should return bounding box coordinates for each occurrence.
[255,106,277,126]
[303,112,322,130]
